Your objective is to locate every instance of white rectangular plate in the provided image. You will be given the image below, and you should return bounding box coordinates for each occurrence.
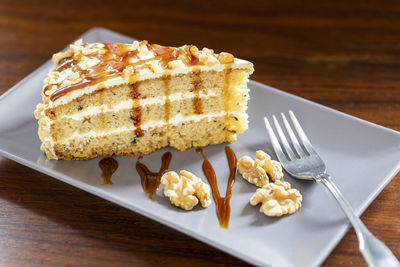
[1,28,399,267]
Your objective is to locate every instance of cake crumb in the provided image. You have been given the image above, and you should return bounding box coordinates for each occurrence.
[161,170,211,210]
[250,180,302,217]
[237,150,283,187]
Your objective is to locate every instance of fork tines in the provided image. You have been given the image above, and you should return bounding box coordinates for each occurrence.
[264,110,314,163]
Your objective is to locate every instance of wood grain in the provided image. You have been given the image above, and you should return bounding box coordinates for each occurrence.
[0,0,399,266]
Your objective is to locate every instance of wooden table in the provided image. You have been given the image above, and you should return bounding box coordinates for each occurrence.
[0,0,399,265]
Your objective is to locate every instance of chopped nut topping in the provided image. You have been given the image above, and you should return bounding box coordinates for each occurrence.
[237,150,283,187]
[160,170,211,210]
[217,52,234,64]
[250,180,302,217]
[198,50,219,65]
[167,59,185,69]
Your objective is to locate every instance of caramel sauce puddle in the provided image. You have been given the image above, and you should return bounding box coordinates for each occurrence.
[196,146,237,228]
[136,152,172,200]
[99,157,119,185]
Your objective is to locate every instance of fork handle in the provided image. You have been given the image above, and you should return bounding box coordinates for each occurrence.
[315,173,400,267]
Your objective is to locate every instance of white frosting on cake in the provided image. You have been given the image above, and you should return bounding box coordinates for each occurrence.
[66,111,243,142]
[64,91,219,120]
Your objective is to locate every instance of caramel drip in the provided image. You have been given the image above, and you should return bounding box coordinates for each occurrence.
[196,146,237,228]
[192,67,202,114]
[130,83,143,138]
[136,152,172,200]
[162,72,172,142]
[99,93,105,128]
[46,43,206,101]
[223,66,233,137]
[99,157,119,185]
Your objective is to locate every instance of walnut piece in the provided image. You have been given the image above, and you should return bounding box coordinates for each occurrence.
[167,59,185,69]
[217,52,234,64]
[160,170,211,211]
[237,150,283,187]
[250,180,302,217]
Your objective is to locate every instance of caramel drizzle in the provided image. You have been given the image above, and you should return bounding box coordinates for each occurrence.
[46,47,130,101]
[223,66,233,137]
[99,157,119,185]
[196,146,237,228]
[130,83,143,138]
[55,58,75,72]
[192,67,203,114]
[136,152,172,200]
[99,92,105,128]
[162,72,172,143]
[46,43,205,101]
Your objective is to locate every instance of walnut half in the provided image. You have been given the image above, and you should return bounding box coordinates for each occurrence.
[160,170,211,211]
[237,150,283,187]
[250,180,302,217]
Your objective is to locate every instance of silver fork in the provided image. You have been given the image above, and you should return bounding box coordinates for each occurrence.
[264,110,400,267]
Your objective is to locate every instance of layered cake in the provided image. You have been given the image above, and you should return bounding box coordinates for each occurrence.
[34,40,254,160]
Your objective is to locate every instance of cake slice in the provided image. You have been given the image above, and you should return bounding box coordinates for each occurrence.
[34,40,254,160]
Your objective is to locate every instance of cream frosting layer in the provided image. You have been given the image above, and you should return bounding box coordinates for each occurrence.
[66,111,244,142]
[63,90,221,120]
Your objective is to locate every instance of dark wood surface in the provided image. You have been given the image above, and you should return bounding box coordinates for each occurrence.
[0,0,399,266]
